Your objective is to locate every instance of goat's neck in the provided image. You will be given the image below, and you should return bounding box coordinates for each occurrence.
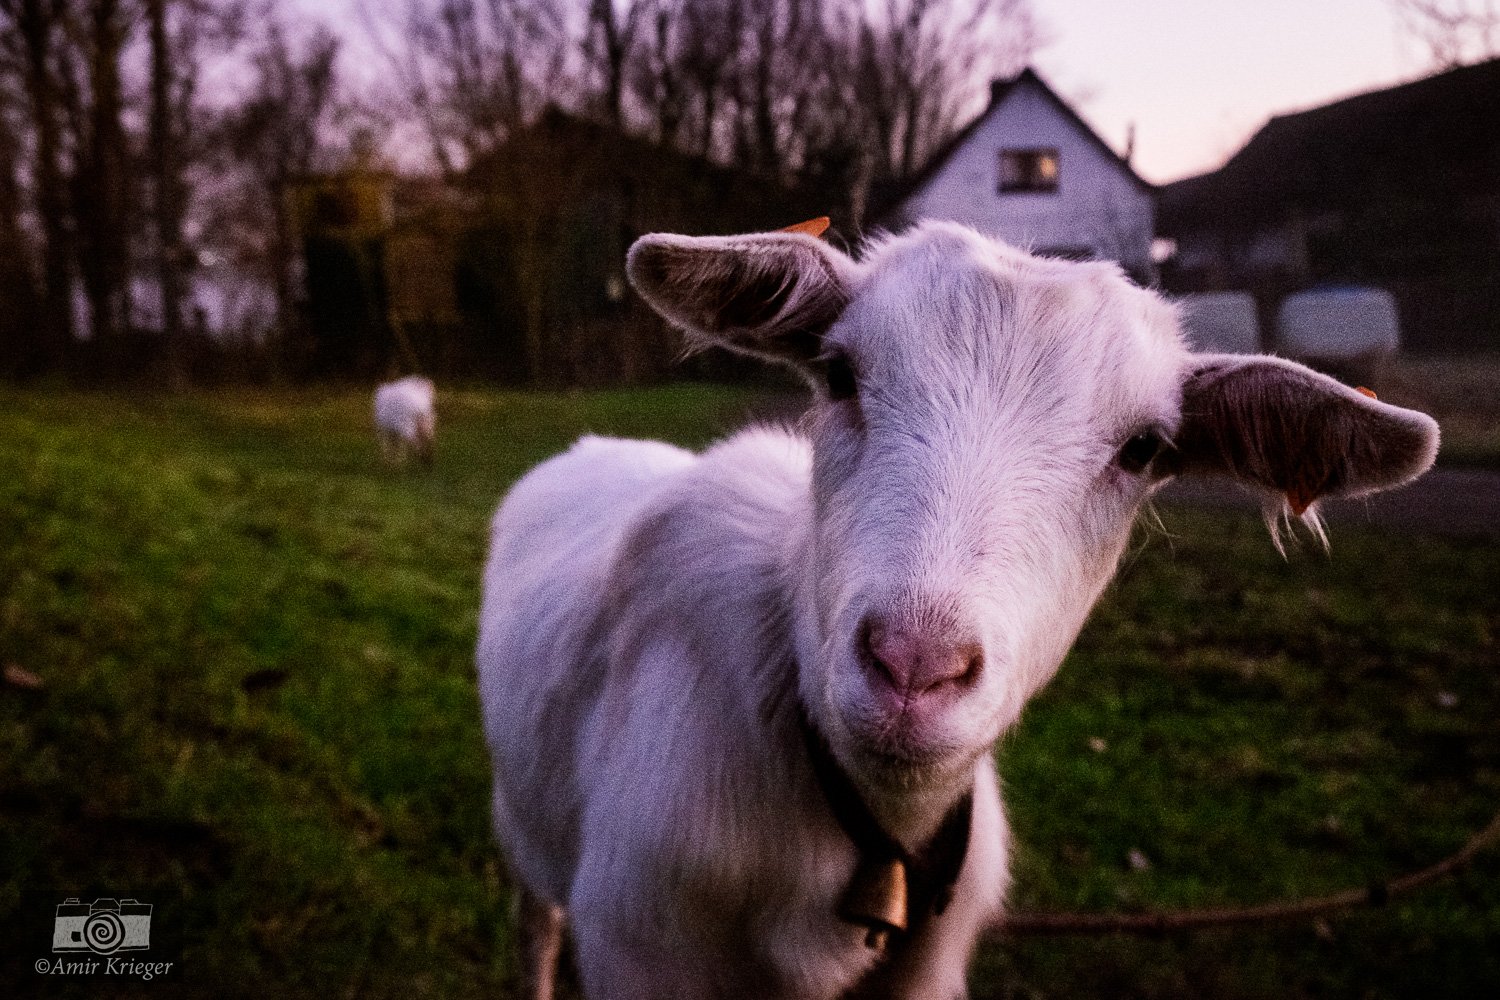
[846,751,981,852]
[783,498,976,852]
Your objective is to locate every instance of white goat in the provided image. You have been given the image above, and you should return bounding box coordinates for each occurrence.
[477,222,1438,1000]
[373,376,436,466]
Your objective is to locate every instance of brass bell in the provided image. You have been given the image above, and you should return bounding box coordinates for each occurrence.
[839,856,908,949]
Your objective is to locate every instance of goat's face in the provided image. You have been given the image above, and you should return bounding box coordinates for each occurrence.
[798,227,1184,782]
[628,222,1438,794]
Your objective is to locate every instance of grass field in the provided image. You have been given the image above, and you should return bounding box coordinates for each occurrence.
[0,385,1496,999]
[1380,354,1500,468]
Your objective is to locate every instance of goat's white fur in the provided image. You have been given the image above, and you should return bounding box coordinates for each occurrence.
[478,222,1438,999]
[373,376,436,464]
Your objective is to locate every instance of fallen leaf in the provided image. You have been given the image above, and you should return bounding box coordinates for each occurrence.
[4,663,44,690]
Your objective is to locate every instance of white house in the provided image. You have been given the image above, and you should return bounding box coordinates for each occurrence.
[883,68,1156,282]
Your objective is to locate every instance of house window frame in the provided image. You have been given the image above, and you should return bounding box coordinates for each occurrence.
[998,147,1061,194]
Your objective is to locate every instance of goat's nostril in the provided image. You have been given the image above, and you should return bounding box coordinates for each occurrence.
[960,650,984,689]
[857,614,982,697]
[958,644,985,686]
[856,615,894,685]
[911,643,982,694]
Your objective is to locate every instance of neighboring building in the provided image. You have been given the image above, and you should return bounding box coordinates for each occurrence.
[289,110,819,385]
[878,67,1157,282]
[459,109,821,385]
[1160,57,1500,353]
[288,163,467,378]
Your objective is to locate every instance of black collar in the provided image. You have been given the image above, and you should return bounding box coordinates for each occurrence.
[799,709,974,950]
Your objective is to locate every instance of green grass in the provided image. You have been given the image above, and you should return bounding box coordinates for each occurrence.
[0,386,1496,999]
[1381,354,1500,468]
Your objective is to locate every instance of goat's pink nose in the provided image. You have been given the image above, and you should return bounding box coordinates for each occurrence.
[858,616,983,697]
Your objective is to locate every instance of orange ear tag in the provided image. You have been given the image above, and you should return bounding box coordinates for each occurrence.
[780,216,831,239]
[1355,386,1377,399]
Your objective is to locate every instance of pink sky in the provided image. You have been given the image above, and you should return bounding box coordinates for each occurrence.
[1035,0,1442,183]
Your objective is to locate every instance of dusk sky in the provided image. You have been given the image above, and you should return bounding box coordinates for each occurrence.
[326,0,1475,184]
[1035,0,1445,183]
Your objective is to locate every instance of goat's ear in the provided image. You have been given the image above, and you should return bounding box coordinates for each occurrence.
[626,230,855,366]
[1162,354,1439,514]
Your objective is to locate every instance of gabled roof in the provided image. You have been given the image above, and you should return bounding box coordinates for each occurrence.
[1160,56,1500,231]
[464,107,820,235]
[467,107,757,192]
[874,66,1153,220]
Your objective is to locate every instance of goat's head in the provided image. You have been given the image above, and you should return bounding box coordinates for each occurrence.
[628,221,1438,801]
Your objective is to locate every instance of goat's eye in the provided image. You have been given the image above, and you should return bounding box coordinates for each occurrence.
[822,353,858,401]
[1115,430,1165,474]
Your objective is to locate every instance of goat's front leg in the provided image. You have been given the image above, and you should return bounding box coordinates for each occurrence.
[517,888,565,1000]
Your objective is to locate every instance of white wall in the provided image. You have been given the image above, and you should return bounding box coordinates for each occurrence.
[902,77,1155,275]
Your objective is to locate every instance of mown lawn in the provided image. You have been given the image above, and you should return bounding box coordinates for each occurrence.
[0,385,1496,999]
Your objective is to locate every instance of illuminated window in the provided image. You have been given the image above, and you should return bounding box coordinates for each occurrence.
[998,148,1060,193]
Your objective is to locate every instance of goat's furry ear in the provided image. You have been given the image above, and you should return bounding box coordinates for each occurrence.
[626,230,855,367]
[1163,354,1439,517]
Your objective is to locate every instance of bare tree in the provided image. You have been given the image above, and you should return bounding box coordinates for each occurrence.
[147,0,186,385]
[729,0,821,178]
[0,55,44,376]
[665,0,743,158]
[0,0,75,371]
[839,0,1038,188]
[584,0,653,129]
[633,0,691,149]
[139,0,248,382]
[1391,0,1500,66]
[627,0,747,159]
[217,12,340,375]
[378,0,568,174]
[374,0,1034,207]
[71,0,133,347]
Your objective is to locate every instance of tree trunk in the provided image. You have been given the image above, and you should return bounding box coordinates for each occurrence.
[148,0,187,389]
[79,0,131,348]
[590,0,629,129]
[269,180,297,383]
[17,0,74,374]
